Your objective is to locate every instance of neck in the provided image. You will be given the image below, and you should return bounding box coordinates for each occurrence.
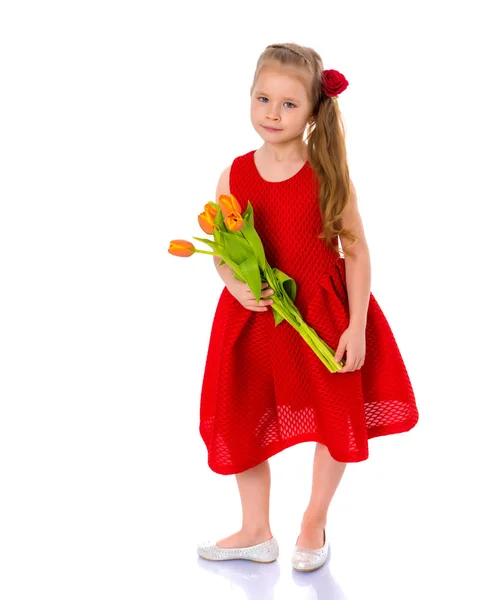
[259,140,307,163]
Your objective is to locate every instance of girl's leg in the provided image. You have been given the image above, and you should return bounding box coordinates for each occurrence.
[216,460,274,548]
[297,442,347,548]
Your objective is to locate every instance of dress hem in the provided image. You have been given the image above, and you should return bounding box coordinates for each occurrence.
[203,415,418,475]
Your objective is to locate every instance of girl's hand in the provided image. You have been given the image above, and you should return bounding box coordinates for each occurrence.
[334,324,366,373]
[229,280,275,312]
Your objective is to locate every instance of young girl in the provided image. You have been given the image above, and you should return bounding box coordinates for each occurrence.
[196,42,419,571]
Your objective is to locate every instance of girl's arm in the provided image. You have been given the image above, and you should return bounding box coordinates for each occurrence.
[339,182,371,330]
[213,164,235,286]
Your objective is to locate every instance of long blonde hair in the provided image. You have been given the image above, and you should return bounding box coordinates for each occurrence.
[249,42,359,257]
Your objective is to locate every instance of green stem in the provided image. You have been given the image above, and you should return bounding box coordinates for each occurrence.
[269,299,343,373]
[194,249,222,256]
[261,261,344,373]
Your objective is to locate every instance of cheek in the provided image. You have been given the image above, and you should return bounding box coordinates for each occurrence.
[293,113,308,127]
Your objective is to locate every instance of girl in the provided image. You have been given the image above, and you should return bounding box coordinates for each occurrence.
[196,42,419,572]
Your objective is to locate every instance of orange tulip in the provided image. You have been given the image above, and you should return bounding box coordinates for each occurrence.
[204,202,217,219]
[198,209,216,234]
[218,194,242,218]
[224,211,244,232]
[168,239,195,257]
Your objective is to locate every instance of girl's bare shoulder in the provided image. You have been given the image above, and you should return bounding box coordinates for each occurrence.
[216,163,232,198]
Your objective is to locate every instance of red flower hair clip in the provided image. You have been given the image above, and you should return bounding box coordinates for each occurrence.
[321,69,349,99]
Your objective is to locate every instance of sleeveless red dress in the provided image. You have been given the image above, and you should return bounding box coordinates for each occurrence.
[199,149,419,475]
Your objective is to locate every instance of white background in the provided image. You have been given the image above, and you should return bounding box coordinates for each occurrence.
[1,1,478,598]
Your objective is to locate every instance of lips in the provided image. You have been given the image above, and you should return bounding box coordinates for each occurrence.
[262,125,282,131]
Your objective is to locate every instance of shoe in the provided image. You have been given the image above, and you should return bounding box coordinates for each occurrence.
[291,527,329,572]
[197,535,279,563]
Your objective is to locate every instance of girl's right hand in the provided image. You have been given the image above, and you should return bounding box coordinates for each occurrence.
[228,280,275,312]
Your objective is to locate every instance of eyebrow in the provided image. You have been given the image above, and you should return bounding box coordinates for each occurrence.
[255,91,301,103]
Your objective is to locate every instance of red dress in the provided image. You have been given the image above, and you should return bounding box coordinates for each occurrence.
[199,149,419,475]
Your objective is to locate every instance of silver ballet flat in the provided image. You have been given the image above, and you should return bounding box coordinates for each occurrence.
[291,528,329,572]
[197,535,279,563]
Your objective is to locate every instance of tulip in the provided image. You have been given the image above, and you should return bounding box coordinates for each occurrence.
[168,240,195,257]
[198,209,216,234]
[224,211,244,232]
[218,194,242,218]
[168,239,220,258]
[204,202,217,219]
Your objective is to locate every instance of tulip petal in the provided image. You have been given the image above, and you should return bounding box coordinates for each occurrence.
[208,200,220,211]
[229,193,242,213]
[224,211,244,232]
[218,194,232,218]
[204,203,217,219]
[198,211,215,234]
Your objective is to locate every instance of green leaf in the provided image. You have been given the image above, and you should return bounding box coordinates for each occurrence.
[238,255,262,301]
[192,236,221,251]
[273,268,297,303]
[213,206,227,232]
[239,220,266,270]
[213,227,225,247]
[223,232,253,264]
[243,201,254,227]
[218,254,245,281]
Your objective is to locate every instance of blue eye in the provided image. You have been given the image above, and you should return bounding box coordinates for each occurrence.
[257,97,296,108]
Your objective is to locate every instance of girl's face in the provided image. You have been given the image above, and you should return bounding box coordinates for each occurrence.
[250,64,313,143]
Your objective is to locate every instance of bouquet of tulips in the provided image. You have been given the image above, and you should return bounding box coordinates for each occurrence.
[168,194,345,373]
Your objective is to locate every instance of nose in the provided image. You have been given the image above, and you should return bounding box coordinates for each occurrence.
[266,114,281,125]
[265,103,281,121]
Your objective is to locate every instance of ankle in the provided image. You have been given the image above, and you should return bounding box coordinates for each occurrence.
[241,525,273,539]
[301,514,327,531]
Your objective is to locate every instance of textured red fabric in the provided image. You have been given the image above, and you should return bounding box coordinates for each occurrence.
[199,149,419,475]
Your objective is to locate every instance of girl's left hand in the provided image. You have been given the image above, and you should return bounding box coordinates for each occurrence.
[334,324,366,373]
